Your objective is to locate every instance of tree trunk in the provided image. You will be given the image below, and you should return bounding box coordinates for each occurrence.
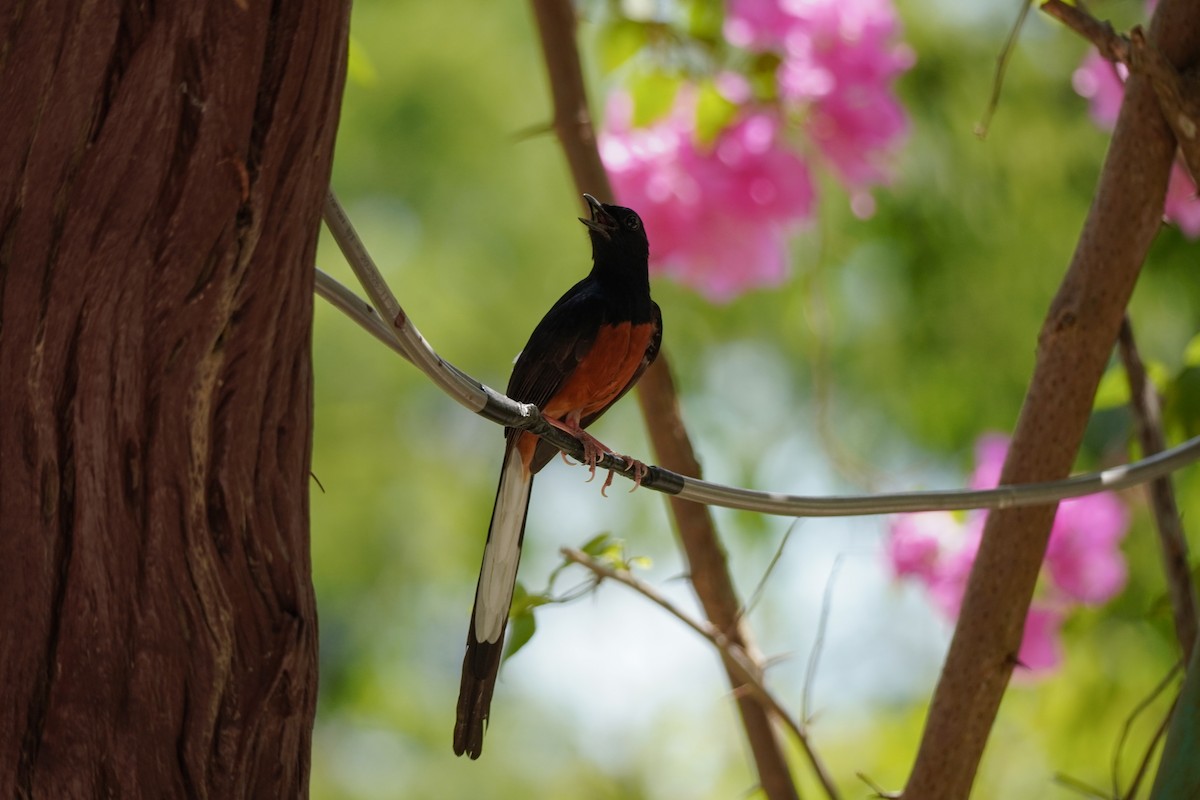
[903,1,1200,797]
[0,3,348,797]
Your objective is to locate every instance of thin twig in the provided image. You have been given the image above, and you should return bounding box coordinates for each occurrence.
[315,262,1200,517]
[1042,0,1128,62]
[975,0,1035,138]
[740,521,800,621]
[1146,627,1200,799]
[1124,695,1178,800]
[1113,660,1184,799]
[1052,772,1110,799]
[803,556,843,725]
[560,547,842,800]
[856,771,900,799]
[1118,318,1197,658]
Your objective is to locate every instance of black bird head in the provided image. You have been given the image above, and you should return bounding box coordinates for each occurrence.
[579,193,649,266]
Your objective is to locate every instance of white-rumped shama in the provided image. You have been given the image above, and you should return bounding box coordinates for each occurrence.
[453,194,662,759]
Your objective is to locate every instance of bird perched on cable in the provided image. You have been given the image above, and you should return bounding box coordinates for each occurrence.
[453,194,662,759]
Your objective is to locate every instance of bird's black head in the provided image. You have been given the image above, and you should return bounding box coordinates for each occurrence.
[579,194,649,267]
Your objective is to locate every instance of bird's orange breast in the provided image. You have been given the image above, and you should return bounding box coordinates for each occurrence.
[543,322,654,422]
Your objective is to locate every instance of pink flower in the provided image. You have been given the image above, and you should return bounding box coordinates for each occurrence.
[1071,51,1126,129]
[886,511,958,581]
[969,433,1009,491]
[1073,47,1200,236]
[728,0,913,189]
[724,0,795,49]
[1046,493,1130,604]
[602,93,815,301]
[925,522,981,619]
[884,508,980,618]
[1018,606,1066,673]
[1165,163,1200,236]
[884,434,1130,675]
[601,0,911,301]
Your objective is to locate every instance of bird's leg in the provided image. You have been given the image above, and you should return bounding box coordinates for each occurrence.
[543,416,615,478]
[543,417,648,496]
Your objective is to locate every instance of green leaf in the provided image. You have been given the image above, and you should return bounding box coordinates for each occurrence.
[504,611,536,660]
[695,79,739,145]
[580,532,616,557]
[630,70,682,127]
[509,582,551,616]
[598,20,647,74]
[504,583,550,660]
[627,555,653,571]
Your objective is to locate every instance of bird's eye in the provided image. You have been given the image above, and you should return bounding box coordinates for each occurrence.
[625,215,641,231]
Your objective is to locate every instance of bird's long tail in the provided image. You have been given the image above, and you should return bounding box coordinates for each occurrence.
[454,439,533,759]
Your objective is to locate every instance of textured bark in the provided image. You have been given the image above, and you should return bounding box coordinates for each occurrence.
[0,3,348,797]
[903,2,1200,797]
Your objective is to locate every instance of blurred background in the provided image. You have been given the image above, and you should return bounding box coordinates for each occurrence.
[310,0,1199,796]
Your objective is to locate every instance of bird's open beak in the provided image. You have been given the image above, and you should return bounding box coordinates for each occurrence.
[579,193,616,240]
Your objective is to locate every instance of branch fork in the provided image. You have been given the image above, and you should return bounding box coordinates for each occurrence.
[1044,0,1200,183]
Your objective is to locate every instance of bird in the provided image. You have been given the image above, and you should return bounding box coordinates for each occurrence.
[453,194,662,759]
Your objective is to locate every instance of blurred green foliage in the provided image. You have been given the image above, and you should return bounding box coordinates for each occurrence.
[310,0,1200,797]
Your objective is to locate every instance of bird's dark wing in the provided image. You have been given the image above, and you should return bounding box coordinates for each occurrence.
[505,277,606,423]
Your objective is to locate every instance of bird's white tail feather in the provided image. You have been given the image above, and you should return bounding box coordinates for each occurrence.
[474,446,531,643]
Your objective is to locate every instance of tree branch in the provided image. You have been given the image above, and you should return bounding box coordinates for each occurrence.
[904,1,1200,797]
[560,548,840,800]
[1118,318,1197,658]
[1043,0,1200,186]
[528,1,799,797]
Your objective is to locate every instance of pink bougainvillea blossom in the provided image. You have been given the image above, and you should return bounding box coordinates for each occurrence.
[602,92,815,301]
[723,0,795,50]
[969,433,1008,491]
[886,510,957,582]
[1073,48,1200,236]
[745,0,915,187]
[1071,51,1127,129]
[600,0,911,301]
[1164,165,1200,237]
[884,434,1130,675]
[1019,606,1067,673]
[1046,492,1130,604]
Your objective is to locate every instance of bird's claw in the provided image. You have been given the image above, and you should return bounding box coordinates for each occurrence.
[581,437,605,482]
[627,458,648,492]
[542,416,642,493]
[600,455,648,497]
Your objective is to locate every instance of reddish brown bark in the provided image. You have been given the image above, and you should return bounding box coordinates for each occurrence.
[0,3,348,797]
